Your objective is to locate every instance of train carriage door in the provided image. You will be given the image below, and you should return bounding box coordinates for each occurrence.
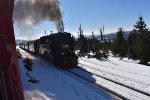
[0,34,24,100]
[0,61,8,100]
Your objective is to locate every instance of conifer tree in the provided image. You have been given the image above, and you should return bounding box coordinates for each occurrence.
[128,29,137,59]
[128,16,150,65]
[112,27,127,59]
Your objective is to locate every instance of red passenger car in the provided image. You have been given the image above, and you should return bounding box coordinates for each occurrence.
[0,0,24,100]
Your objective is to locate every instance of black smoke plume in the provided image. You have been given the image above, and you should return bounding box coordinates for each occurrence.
[13,0,62,32]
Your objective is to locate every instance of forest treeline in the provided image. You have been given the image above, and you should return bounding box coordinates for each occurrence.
[75,16,150,65]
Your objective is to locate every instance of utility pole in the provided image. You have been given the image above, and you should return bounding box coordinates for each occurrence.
[92,31,95,52]
[45,30,47,36]
[100,28,103,43]
[79,24,82,36]
[103,25,105,42]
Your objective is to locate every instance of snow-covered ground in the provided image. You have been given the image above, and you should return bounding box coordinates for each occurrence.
[79,57,150,99]
[17,47,116,100]
[17,46,150,100]
[79,57,150,93]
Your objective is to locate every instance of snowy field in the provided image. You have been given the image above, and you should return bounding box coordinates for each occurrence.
[17,47,116,100]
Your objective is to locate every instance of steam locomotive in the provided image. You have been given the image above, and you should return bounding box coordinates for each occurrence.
[19,32,78,69]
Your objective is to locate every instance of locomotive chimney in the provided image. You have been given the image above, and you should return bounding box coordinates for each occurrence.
[56,19,65,32]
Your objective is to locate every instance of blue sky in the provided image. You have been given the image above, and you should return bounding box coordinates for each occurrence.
[60,0,150,34]
[14,0,150,39]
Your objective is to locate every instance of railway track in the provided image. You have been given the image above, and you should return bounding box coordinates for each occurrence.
[79,58,150,93]
[66,65,150,100]
[80,58,150,78]
[66,68,125,100]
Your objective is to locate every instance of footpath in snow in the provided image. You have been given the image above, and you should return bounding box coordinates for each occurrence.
[17,47,115,100]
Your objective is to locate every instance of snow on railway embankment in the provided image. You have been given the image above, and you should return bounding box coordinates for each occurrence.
[17,47,114,100]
